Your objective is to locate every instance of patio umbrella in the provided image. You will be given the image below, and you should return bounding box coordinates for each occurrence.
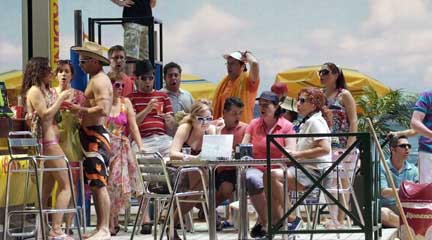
[181,73,217,101]
[275,65,391,99]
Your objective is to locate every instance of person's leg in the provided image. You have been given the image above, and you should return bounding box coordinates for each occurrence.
[43,144,72,236]
[215,170,236,206]
[87,186,111,239]
[173,171,204,224]
[381,207,399,227]
[246,168,267,226]
[418,151,432,184]
[269,169,285,223]
[139,25,149,60]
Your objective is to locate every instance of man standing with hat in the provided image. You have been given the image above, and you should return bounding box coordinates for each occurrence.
[71,41,113,239]
[213,51,260,123]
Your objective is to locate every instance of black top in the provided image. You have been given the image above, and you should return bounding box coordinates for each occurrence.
[122,0,152,25]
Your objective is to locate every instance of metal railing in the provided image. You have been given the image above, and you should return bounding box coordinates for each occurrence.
[266,132,381,239]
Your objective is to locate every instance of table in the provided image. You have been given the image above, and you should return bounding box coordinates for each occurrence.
[169,159,290,240]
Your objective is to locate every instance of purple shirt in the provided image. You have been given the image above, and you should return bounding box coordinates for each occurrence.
[413,90,432,153]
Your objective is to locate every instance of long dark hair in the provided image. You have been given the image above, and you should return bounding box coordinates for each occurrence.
[298,87,333,128]
[21,57,51,96]
[322,62,347,89]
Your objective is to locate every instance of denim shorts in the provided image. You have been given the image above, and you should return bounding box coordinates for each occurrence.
[245,168,264,195]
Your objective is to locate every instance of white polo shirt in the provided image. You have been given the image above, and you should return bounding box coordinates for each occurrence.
[297,111,332,169]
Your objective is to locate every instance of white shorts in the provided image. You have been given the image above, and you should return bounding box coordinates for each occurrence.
[418,151,432,183]
[132,134,172,157]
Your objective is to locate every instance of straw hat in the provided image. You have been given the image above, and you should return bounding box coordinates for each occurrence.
[280,96,297,112]
[71,41,110,66]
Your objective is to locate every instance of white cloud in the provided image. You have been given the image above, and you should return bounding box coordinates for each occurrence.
[0,40,22,72]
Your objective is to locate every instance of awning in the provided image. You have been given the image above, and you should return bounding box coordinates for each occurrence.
[275,65,391,99]
[181,73,217,101]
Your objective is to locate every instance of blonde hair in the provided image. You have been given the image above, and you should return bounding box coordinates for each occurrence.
[179,100,213,126]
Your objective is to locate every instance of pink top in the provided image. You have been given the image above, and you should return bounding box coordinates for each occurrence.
[246,117,295,171]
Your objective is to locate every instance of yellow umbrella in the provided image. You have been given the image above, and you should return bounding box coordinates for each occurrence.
[0,70,23,91]
[181,73,217,101]
[275,65,391,99]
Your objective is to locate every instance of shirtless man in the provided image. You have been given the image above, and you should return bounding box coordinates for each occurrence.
[71,42,113,239]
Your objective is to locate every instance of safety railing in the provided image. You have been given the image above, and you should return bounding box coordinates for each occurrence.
[266,132,382,239]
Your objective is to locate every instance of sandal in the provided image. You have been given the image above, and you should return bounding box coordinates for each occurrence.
[110,226,121,236]
[141,223,153,234]
[48,232,74,240]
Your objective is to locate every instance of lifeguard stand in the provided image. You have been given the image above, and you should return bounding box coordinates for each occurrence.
[87,16,164,89]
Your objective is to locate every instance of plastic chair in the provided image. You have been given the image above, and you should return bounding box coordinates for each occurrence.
[3,131,82,239]
[131,151,209,240]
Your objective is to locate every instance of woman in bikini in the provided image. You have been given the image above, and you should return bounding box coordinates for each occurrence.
[21,57,73,239]
[168,101,220,240]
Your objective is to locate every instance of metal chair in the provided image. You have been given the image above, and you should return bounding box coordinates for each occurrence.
[3,131,82,239]
[131,151,209,240]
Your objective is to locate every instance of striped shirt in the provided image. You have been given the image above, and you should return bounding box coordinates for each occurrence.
[413,90,432,153]
[127,90,173,137]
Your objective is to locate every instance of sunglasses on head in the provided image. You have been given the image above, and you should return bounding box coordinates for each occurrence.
[196,116,213,123]
[113,82,125,89]
[397,143,411,149]
[318,69,330,76]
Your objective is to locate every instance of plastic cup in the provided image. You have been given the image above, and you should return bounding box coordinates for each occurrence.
[182,147,192,156]
[156,102,163,115]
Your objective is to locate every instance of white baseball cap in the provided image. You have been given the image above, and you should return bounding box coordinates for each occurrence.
[222,51,246,63]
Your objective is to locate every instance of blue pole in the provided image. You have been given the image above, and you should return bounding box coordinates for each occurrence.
[70,48,87,91]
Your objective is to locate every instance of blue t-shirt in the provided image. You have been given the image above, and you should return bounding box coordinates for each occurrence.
[413,90,432,153]
[380,159,418,207]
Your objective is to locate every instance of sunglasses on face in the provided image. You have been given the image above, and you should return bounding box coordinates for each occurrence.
[113,82,125,89]
[298,97,308,104]
[196,116,213,124]
[397,143,411,149]
[139,76,154,81]
[318,69,330,76]
[79,59,91,64]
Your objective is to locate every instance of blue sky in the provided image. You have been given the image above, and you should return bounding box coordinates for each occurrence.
[1,0,431,93]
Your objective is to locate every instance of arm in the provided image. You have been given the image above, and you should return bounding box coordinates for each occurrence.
[125,98,144,151]
[111,0,134,7]
[381,188,398,199]
[135,98,158,124]
[244,51,260,85]
[150,0,156,8]
[291,138,331,160]
[170,124,192,160]
[388,129,417,138]
[28,87,71,121]
[78,81,112,118]
[411,111,432,139]
[341,90,358,146]
[242,133,251,144]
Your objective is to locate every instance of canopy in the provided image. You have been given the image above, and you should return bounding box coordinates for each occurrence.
[181,73,217,101]
[0,70,22,90]
[275,66,391,99]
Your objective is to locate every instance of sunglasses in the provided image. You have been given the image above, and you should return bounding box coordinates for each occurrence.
[397,143,412,149]
[113,82,125,89]
[298,97,308,104]
[79,59,91,64]
[318,69,330,76]
[139,76,154,81]
[196,116,213,124]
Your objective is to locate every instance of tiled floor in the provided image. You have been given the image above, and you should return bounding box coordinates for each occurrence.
[108,223,398,240]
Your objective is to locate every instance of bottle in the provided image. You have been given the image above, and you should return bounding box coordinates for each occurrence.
[15,96,23,119]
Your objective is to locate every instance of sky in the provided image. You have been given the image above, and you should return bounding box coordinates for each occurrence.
[1,0,432,94]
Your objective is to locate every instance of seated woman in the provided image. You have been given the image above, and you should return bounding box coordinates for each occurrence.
[169,101,219,240]
[271,87,333,231]
[241,91,296,238]
[105,72,145,236]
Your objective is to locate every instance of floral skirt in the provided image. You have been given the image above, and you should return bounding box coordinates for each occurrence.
[107,136,143,216]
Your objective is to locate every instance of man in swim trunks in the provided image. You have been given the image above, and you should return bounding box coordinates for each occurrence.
[71,42,113,240]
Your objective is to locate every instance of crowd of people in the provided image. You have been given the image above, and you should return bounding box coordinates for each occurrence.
[18,37,431,240]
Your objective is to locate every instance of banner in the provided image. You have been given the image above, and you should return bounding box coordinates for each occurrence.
[50,0,59,85]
